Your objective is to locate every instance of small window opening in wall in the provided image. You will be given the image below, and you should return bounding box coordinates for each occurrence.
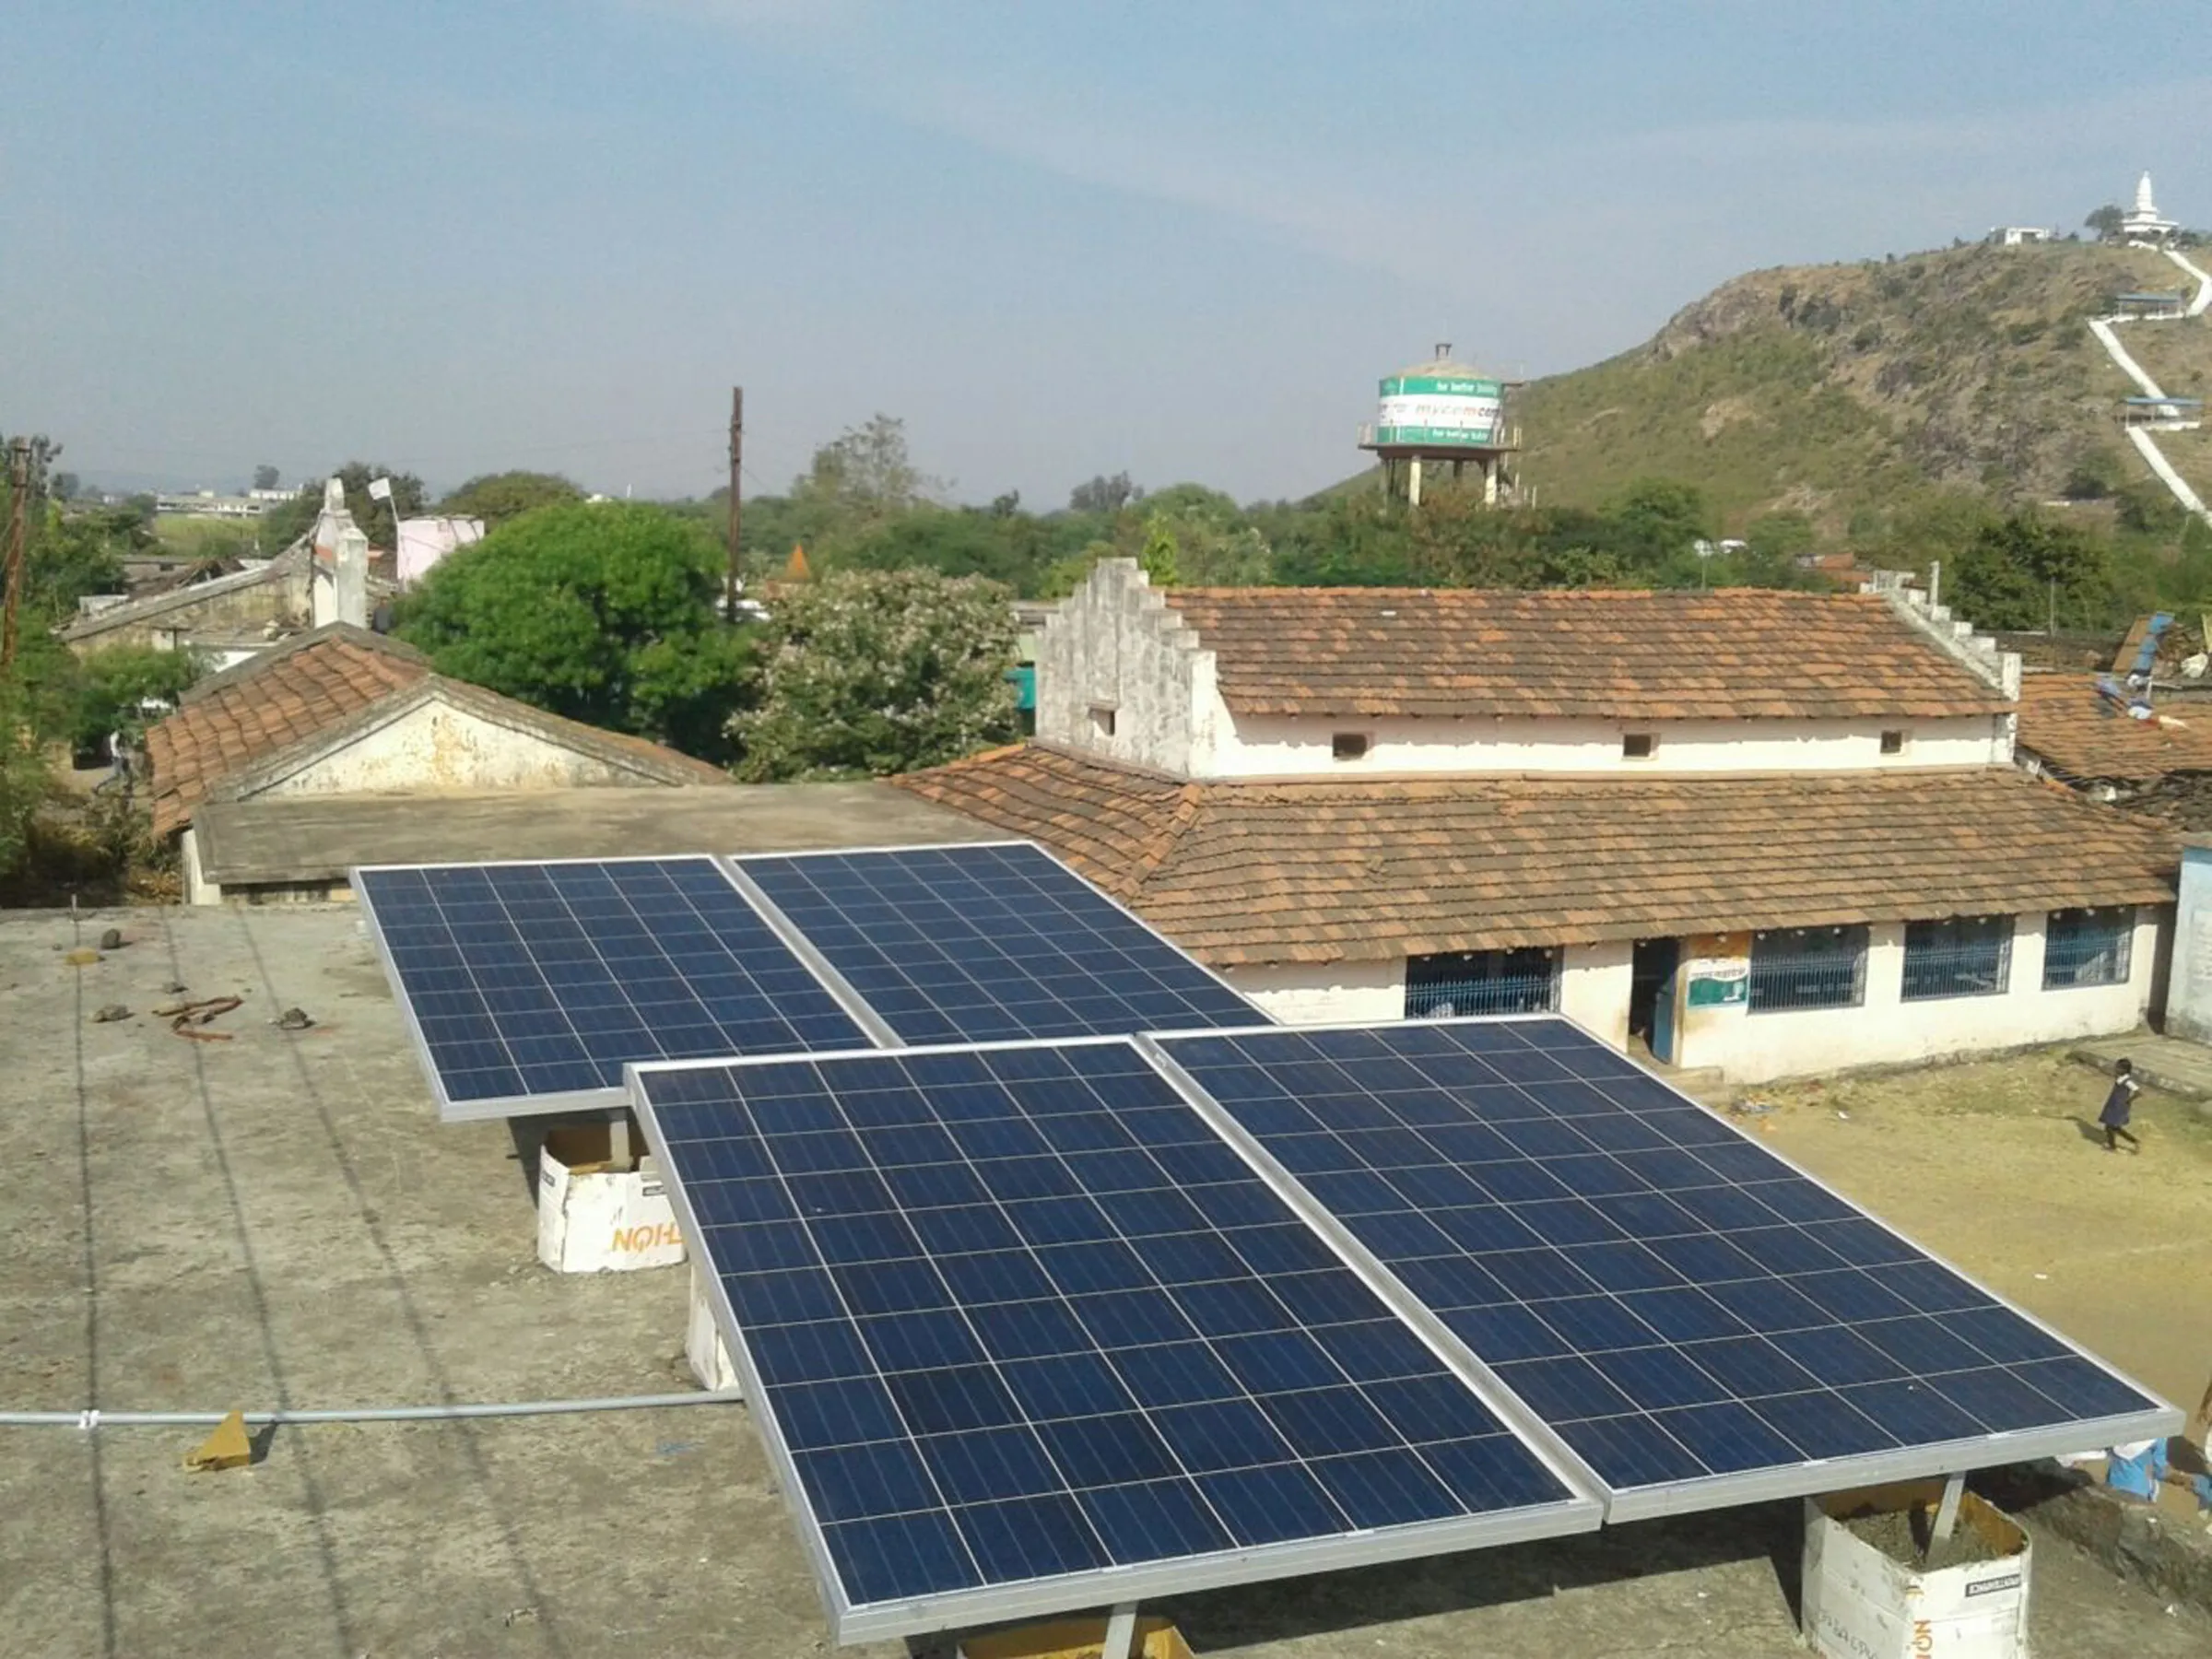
[1622,732,1656,759]
[1088,704,1116,739]
[1880,729,1907,755]
[1333,732,1370,761]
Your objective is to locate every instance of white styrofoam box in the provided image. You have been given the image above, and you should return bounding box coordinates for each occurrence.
[1803,1481,2031,1659]
[686,1263,741,1393]
[535,1122,687,1274]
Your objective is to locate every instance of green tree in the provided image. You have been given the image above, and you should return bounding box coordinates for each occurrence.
[0,677,48,879]
[1137,514,1182,586]
[1605,477,1712,567]
[438,470,585,525]
[394,501,753,760]
[732,568,1018,780]
[2085,204,2124,241]
[69,645,207,752]
[1068,472,1143,514]
[794,416,935,519]
[1744,511,1817,559]
[25,505,150,615]
[1947,512,2113,630]
[253,464,281,491]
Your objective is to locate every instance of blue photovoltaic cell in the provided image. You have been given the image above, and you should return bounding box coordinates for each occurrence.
[1157,1019,2168,1498]
[638,1041,1575,1614]
[738,843,1263,1044]
[357,859,866,1109]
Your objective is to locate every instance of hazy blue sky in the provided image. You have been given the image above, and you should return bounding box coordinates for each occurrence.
[5,2,2206,504]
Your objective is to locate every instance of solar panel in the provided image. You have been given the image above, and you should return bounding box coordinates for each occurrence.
[1149,1018,2180,1521]
[632,1039,1597,1641]
[355,858,871,1121]
[731,842,1264,1045]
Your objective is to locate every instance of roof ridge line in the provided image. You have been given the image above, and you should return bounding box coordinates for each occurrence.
[1124,780,1206,901]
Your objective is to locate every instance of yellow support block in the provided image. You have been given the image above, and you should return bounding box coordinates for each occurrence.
[183,1410,253,1472]
[959,1617,1193,1659]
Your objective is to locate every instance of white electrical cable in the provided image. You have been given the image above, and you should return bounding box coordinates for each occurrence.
[1,1389,742,1430]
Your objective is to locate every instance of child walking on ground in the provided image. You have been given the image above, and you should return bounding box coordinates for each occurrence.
[2100,1059,2143,1154]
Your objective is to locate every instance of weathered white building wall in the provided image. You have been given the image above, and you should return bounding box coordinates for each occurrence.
[1559,940,1634,1051]
[2165,847,2212,1041]
[1226,941,1633,1047]
[1673,911,2163,1084]
[1215,911,2158,1086]
[1225,959,1405,1025]
[1215,714,2007,776]
[256,702,644,799]
[1033,560,1219,773]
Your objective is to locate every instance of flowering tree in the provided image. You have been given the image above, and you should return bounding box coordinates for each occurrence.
[732,568,1018,780]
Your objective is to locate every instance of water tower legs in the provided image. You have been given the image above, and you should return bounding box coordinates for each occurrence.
[1408,454,1423,506]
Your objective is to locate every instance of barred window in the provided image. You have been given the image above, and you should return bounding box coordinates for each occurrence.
[1748,925,1867,1013]
[1901,916,2013,1001]
[1406,947,1559,1018]
[2043,908,2134,990]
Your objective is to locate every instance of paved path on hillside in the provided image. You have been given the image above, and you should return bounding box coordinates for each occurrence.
[2088,301,2211,524]
[2162,245,2212,317]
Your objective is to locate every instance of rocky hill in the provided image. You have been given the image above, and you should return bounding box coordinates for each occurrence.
[1501,241,2208,532]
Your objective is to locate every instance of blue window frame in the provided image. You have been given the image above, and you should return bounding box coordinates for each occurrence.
[2042,908,2134,990]
[1747,926,1867,1013]
[1901,916,2014,1001]
[1405,947,1559,1018]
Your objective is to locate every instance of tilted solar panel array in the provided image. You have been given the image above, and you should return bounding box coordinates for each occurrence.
[638,1042,1593,1639]
[1150,1019,2172,1519]
[354,858,868,1120]
[356,845,2178,1641]
[736,843,1265,1044]
[355,843,1266,1121]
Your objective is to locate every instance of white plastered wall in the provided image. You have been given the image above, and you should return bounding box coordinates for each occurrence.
[1223,959,1405,1025]
[1212,713,2006,777]
[1225,941,1634,1046]
[256,702,644,798]
[1673,911,2164,1084]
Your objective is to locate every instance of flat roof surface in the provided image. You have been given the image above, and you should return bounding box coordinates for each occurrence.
[192,783,998,886]
[4,906,2207,1657]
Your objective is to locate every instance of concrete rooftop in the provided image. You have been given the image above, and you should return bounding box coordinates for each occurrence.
[2,905,2206,1658]
[190,782,998,887]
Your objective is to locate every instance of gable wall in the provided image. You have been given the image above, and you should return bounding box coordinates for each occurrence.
[253,701,653,799]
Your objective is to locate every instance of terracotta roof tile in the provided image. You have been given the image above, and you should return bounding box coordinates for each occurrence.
[896,746,2173,966]
[146,625,731,836]
[148,628,428,836]
[1153,587,2010,720]
[2016,675,2212,783]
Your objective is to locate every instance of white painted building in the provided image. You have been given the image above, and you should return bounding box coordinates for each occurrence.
[2120,171,2180,243]
[902,561,2175,1084]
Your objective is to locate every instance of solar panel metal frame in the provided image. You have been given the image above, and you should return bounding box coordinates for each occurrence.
[724,840,1272,1043]
[353,855,895,1123]
[629,1036,1604,1645]
[1139,1013,2183,1524]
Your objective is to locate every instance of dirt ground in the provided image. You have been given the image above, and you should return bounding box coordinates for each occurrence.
[2,906,2209,1659]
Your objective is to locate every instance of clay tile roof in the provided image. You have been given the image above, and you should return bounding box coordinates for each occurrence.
[2016,674,2212,783]
[147,624,733,838]
[147,626,429,837]
[895,745,2173,967]
[1153,587,2011,720]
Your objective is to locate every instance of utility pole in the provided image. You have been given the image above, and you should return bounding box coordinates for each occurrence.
[2,435,57,673]
[725,387,745,624]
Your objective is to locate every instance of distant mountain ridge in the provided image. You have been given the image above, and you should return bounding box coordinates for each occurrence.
[1490,241,2209,532]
